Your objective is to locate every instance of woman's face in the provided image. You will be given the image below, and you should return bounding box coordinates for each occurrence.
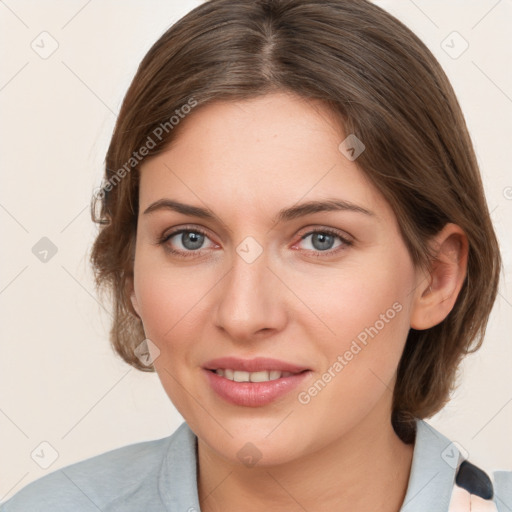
[132,91,424,465]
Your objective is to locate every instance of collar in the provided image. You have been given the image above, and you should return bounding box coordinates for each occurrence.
[400,419,461,511]
[158,419,461,511]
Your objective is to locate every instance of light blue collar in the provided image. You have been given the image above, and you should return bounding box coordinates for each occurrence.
[400,419,460,511]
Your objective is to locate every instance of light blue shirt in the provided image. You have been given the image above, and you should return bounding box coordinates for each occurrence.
[1,419,510,511]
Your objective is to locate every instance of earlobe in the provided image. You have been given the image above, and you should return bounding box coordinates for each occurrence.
[126,276,141,318]
[130,291,141,317]
[410,223,469,330]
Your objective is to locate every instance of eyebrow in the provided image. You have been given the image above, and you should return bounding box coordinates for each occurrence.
[143,198,374,224]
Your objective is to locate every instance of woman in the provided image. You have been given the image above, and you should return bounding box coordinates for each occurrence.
[1,0,510,510]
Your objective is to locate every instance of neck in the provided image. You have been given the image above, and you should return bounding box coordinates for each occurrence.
[197,403,415,512]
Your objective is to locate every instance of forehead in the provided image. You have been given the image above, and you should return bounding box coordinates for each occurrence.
[162,92,344,168]
[138,92,394,224]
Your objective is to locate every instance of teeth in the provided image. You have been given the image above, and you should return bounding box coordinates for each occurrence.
[214,369,295,382]
[234,370,250,382]
[250,371,270,382]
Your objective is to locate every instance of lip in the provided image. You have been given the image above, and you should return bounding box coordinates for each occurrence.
[202,357,312,408]
[202,356,310,373]
[203,368,311,407]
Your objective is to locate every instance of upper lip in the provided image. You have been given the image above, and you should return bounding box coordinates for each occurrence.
[203,356,310,373]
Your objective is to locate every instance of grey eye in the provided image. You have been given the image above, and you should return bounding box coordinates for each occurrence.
[168,230,208,251]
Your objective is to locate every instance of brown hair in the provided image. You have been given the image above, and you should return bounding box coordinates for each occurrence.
[90,0,501,441]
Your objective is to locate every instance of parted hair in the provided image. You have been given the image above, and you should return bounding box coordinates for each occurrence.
[90,0,501,442]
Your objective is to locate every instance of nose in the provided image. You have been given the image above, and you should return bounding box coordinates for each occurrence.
[213,245,288,342]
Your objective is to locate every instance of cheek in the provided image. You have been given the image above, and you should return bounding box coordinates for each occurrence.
[293,253,414,350]
[292,266,412,428]
[133,252,208,346]
[133,254,208,409]
[290,248,415,411]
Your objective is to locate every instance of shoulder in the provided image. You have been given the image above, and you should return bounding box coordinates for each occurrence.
[402,419,512,511]
[0,427,185,512]
[493,470,512,510]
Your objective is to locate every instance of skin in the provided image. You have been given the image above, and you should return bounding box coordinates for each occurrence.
[130,91,468,512]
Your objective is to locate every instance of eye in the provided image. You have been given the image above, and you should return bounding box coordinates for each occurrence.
[157,226,353,259]
[295,228,353,256]
[157,226,217,258]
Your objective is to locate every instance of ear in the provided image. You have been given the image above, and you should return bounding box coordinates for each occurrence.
[410,223,469,330]
[126,275,141,318]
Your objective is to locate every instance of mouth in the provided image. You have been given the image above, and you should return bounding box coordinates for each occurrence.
[207,368,307,382]
[203,356,310,374]
[202,356,312,407]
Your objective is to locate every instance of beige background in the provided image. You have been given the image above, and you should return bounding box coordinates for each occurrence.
[0,0,511,502]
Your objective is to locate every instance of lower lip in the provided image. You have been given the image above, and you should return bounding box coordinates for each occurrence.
[203,369,311,407]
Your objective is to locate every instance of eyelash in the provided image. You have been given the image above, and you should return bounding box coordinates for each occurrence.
[156,226,353,259]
